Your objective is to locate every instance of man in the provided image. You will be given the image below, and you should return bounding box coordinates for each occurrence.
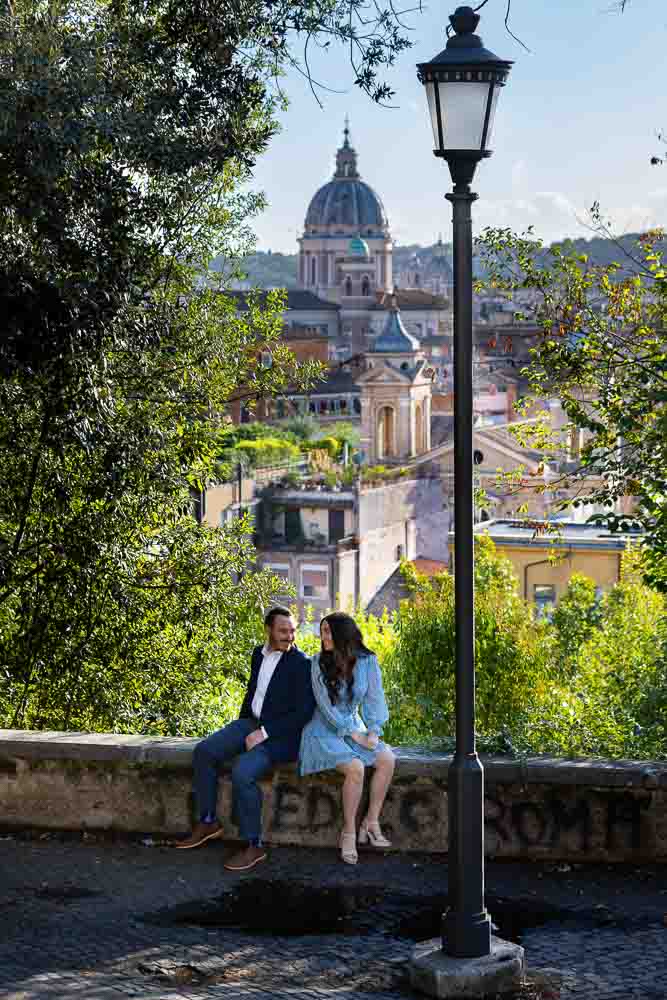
[176,607,314,871]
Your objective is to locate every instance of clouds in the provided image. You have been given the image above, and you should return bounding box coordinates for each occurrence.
[469,188,666,243]
[474,190,586,241]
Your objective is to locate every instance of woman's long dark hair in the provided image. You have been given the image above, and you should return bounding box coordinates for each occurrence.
[319,612,374,705]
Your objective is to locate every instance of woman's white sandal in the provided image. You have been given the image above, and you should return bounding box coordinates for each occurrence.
[340,831,359,864]
[358,821,392,849]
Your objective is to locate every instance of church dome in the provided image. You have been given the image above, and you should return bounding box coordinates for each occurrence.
[305,124,388,230]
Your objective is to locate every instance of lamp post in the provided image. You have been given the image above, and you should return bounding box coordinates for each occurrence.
[417,7,512,961]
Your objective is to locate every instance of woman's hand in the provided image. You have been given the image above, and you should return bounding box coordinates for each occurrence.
[351,731,379,750]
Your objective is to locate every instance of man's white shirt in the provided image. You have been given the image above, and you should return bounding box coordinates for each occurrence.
[251,644,283,737]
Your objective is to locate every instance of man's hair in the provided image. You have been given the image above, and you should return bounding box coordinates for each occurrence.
[264,606,293,629]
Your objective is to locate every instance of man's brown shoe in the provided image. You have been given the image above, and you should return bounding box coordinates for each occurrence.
[174,821,224,849]
[224,844,267,871]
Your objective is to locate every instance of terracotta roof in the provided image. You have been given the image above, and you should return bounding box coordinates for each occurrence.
[411,558,448,577]
[307,368,360,396]
[282,325,329,341]
[365,557,449,615]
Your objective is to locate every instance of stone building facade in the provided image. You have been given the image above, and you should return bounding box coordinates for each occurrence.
[357,296,433,464]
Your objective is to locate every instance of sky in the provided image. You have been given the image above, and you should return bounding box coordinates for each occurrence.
[247,0,667,254]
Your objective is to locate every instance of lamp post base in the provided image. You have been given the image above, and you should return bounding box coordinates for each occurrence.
[410,936,525,998]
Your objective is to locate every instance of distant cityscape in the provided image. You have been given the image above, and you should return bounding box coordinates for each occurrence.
[202,124,653,621]
[219,231,661,291]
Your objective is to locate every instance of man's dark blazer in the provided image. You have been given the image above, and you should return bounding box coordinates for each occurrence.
[239,645,315,763]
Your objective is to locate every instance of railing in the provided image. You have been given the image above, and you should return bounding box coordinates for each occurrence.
[252,459,308,486]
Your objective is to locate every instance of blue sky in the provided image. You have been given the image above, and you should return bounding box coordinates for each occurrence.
[248,0,667,253]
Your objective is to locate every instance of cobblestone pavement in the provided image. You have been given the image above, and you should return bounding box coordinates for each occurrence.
[1,832,667,1000]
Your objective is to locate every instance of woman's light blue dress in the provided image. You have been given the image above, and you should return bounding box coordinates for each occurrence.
[299,652,390,776]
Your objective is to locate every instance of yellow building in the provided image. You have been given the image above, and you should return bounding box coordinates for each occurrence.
[450,519,642,612]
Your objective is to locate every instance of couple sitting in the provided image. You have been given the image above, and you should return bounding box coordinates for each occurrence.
[176,606,396,870]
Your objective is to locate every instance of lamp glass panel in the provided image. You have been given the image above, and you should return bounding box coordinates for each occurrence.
[483,85,501,149]
[437,80,493,150]
[424,80,441,149]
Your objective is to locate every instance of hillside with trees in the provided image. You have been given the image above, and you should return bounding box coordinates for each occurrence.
[221,232,665,290]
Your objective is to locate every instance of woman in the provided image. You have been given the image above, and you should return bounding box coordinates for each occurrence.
[299,612,396,865]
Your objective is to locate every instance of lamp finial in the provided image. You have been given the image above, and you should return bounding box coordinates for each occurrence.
[449,6,480,36]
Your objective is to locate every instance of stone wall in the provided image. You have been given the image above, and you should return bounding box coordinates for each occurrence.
[2,731,667,862]
[358,478,443,605]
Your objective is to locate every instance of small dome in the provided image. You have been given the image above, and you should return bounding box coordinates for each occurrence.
[349,234,370,257]
[372,292,420,354]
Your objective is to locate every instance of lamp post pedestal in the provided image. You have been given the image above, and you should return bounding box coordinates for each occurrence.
[410,936,525,1000]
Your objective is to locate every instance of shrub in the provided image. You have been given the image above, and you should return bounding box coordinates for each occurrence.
[235,437,300,468]
[318,422,361,447]
[318,436,341,459]
[279,415,320,441]
[383,536,554,746]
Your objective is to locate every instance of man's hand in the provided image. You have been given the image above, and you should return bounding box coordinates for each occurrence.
[245,729,267,752]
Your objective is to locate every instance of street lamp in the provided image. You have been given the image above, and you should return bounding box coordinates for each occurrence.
[417,6,512,961]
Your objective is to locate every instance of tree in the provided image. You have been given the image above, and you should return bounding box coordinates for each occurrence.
[0,0,414,731]
[385,537,554,745]
[476,221,667,591]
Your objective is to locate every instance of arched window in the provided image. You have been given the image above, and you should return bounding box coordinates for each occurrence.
[377,406,395,459]
[310,257,316,285]
[361,275,370,296]
[414,273,421,287]
[344,276,352,297]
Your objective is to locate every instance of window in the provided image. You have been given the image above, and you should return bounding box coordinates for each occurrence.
[310,257,316,285]
[267,564,290,586]
[533,584,556,617]
[361,275,370,296]
[329,509,346,543]
[377,405,395,458]
[344,276,352,297]
[301,564,329,601]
